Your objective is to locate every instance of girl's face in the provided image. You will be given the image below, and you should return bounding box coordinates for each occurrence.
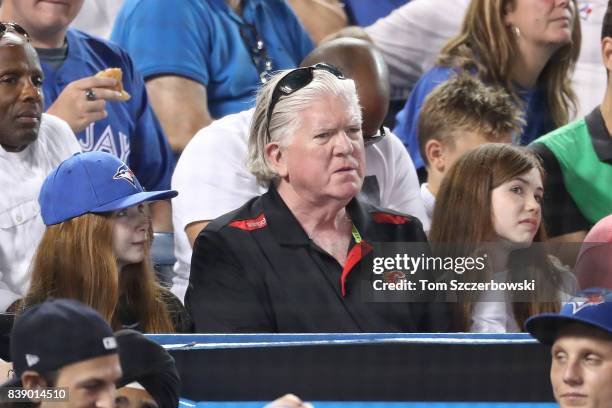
[504,0,575,52]
[112,203,149,270]
[490,167,543,247]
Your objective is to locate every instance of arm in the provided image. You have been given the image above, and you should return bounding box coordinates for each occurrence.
[286,0,347,44]
[150,200,173,233]
[186,220,210,247]
[186,230,275,332]
[145,75,213,153]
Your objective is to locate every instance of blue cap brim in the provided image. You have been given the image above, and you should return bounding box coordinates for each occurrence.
[90,190,178,213]
[525,313,612,345]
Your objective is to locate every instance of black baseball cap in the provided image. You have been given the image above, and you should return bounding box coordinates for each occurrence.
[2,298,117,387]
[115,329,180,407]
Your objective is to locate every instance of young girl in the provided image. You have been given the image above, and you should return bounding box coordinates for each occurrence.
[24,151,190,332]
[429,144,575,332]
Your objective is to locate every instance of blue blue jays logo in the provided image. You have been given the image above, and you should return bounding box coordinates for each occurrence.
[113,165,137,188]
[569,293,605,315]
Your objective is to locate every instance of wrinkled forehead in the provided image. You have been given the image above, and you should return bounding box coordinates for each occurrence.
[0,39,41,70]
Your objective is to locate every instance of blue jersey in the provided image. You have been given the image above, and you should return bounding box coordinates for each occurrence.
[111,0,314,119]
[41,29,174,191]
[393,65,556,170]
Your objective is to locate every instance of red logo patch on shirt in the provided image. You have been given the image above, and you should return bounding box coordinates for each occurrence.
[371,212,409,225]
[228,214,267,231]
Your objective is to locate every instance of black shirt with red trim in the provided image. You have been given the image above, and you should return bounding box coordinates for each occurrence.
[186,185,449,333]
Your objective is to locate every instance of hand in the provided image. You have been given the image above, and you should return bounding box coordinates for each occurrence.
[264,394,314,408]
[46,76,127,133]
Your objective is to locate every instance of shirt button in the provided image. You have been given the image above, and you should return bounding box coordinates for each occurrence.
[16,215,22,223]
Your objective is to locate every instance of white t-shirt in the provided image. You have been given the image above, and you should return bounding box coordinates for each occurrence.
[0,114,81,311]
[365,0,605,118]
[171,108,427,301]
[70,0,125,39]
[419,182,435,233]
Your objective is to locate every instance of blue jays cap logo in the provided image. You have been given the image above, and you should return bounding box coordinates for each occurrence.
[113,164,137,188]
[569,293,605,315]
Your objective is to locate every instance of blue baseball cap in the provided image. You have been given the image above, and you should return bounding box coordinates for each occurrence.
[525,288,612,344]
[39,151,178,225]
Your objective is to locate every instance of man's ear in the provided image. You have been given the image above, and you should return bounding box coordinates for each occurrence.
[265,142,288,178]
[21,370,48,390]
[424,139,446,173]
[602,37,612,75]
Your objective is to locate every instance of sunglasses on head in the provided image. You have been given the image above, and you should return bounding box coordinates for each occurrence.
[0,22,29,41]
[266,63,345,138]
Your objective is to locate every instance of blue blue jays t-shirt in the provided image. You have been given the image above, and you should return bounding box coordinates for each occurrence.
[40,29,174,191]
[393,65,556,170]
[111,0,315,119]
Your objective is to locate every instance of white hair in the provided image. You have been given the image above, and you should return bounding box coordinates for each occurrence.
[247,68,361,183]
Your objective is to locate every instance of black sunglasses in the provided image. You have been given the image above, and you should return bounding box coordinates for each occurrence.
[0,22,29,41]
[239,23,273,85]
[363,126,387,147]
[266,63,345,138]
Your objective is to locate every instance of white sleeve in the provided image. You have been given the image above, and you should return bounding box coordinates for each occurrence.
[364,0,467,100]
[0,284,22,312]
[41,113,81,157]
[379,130,429,231]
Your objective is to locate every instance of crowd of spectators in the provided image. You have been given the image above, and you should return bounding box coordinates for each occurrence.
[1,0,612,405]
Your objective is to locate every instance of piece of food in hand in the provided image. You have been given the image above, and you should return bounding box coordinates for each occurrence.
[95,68,131,101]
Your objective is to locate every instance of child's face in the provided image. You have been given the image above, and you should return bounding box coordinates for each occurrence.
[442,131,511,175]
[112,204,150,270]
[490,167,544,247]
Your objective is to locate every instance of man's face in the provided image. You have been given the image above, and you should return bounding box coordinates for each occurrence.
[4,0,85,36]
[40,354,122,408]
[550,324,612,408]
[0,41,44,152]
[273,93,365,205]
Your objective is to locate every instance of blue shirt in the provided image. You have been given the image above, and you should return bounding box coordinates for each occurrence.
[41,29,174,191]
[111,0,315,119]
[345,0,411,26]
[393,65,556,169]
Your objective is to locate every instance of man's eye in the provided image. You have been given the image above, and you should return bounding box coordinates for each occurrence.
[32,76,43,87]
[0,76,17,84]
[553,351,567,362]
[584,354,601,365]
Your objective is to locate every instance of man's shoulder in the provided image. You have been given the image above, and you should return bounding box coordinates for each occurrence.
[67,29,133,68]
[532,117,589,146]
[201,196,264,234]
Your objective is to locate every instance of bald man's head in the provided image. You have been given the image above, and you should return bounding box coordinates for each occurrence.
[301,38,390,138]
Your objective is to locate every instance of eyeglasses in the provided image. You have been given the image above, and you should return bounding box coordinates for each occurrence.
[0,22,29,41]
[266,63,345,138]
[239,23,273,84]
[363,126,387,147]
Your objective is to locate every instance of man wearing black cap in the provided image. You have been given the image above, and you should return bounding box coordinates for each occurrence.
[114,329,180,408]
[1,298,122,407]
[526,289,612,408]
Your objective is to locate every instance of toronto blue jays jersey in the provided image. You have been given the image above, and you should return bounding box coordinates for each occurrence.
[40,29,174,191]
